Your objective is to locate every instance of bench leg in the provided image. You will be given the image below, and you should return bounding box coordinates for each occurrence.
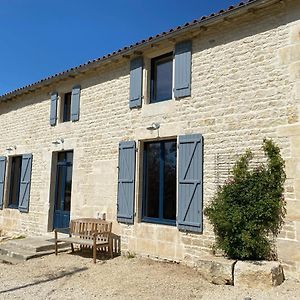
[109,239,113,259]
[71,243,74,253]
[93,238,97,264]
[54,231,58,256]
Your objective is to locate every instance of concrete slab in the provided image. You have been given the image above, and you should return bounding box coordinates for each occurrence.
[5,236,61,253]
[0,236,70,262]
[0,254,23,265]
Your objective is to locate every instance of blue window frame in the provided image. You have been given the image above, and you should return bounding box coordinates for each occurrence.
[8,156,22,209]
[150,52,173,103]
[142,140,177,225]
[53,151,73,229]
[62,92,71,122]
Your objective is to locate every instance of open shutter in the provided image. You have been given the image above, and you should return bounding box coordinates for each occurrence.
[71,86,81,122]
[129,57,143,109]
[0,156,6,210]
[174,40,192,99]
[50,93,58,126]
[178,134,203,232]
[117,141,136,224]
[18,154,33,213]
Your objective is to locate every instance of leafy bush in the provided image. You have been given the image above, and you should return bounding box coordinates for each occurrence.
[205,139,286,260]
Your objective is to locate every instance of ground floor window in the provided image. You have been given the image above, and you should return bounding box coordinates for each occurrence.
[142,140,177,225]
[8,156,22,208]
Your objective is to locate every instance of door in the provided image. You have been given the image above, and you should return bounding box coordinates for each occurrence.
[53,151,73,229]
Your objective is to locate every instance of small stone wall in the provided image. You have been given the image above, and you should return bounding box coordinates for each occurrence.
[195,256,285,288]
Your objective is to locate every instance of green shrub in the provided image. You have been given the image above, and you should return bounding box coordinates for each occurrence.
[204,139,286,260]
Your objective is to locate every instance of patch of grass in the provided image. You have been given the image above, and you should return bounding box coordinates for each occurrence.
[126,251,136,259]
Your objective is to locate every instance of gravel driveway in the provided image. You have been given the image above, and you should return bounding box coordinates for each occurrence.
[0,252,299,300]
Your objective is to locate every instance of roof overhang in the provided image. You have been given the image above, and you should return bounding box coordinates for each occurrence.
[0,0,281,102]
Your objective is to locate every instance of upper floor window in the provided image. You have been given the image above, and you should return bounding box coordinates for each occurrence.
[129,40,192,109]
[50,86,81,126]
[150,52,173,103]
[62,92,72,122]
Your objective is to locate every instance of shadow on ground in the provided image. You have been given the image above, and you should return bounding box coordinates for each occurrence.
[0,267,88,294]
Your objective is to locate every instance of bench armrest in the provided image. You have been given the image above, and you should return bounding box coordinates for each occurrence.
[54,227,70,234]
[54,228,70,240]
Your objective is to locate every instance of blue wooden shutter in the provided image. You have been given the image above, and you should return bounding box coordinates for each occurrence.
[178,134,203,232]
[174,40,192,99]
[0,156,6,210]
[71,86,81,122]
[50,92,58,126]
[18,154,33,213]
[117,141,136,224]
[129,57,143,108]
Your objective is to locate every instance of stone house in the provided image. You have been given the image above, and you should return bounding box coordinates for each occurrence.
[0,0,299,279]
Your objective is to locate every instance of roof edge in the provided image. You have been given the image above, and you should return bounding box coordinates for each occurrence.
[0,0,277,102]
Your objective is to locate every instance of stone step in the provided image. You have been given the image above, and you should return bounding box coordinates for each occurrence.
[3,236,69,253]
[0,235,70,262]
[0,244,55,261]
[0,254,23,265]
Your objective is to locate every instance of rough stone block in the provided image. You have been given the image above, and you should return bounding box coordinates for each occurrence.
[234,261,284,288]
[195,255,236,285]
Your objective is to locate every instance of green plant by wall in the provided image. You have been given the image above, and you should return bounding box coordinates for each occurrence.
[205,139,286,260]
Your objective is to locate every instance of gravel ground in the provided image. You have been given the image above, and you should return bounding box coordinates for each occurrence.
[0,251,299,300]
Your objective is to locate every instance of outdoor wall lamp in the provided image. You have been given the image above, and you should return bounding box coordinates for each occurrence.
[52,138,64,145]
[6,145,16,151]
[146,123,160,130]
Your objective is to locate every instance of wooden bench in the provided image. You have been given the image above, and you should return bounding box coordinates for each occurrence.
[54,218,113,263]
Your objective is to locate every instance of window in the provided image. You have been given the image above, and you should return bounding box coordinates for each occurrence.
[142,140,177,225]
[55,151,73,213]
[150,52,173,103]
[62,92,72,122]
[8,156,22,208]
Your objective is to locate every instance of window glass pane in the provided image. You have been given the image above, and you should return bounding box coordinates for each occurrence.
[57,152,65,163]
[64,165,72,211]
[66,151,73,164]
[144,142,160,218]
[63,92,71,122]
[155,59,173,101]
[55,166,64,211]
[9,156,22,207]
[55,151,73,212]
[163,141,177,220]
[143,140,177,223]
[151,53,173,103]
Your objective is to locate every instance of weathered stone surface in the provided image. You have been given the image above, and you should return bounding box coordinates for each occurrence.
[234,261,284,288]
[195,256,236,285]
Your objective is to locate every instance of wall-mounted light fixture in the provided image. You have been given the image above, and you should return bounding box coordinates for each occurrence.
[6,145,17,151]
[146,123,160,130]
[52,138,64,145]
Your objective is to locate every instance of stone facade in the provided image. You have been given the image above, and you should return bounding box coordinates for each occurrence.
[0,0,300,279]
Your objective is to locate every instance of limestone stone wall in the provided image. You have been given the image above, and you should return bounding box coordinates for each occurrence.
[0,0,299,279]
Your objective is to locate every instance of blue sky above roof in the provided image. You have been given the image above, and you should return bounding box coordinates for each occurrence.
[0,0,236,95]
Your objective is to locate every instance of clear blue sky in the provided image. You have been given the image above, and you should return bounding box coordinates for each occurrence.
[0,0,236,95]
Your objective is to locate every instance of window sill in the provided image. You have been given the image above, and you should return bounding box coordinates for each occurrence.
[141,99,176,117]
[141,217,176,226]
[7,205,19,210]
[149,97,172,104]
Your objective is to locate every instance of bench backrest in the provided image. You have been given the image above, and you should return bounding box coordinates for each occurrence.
[70,218,112,240]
